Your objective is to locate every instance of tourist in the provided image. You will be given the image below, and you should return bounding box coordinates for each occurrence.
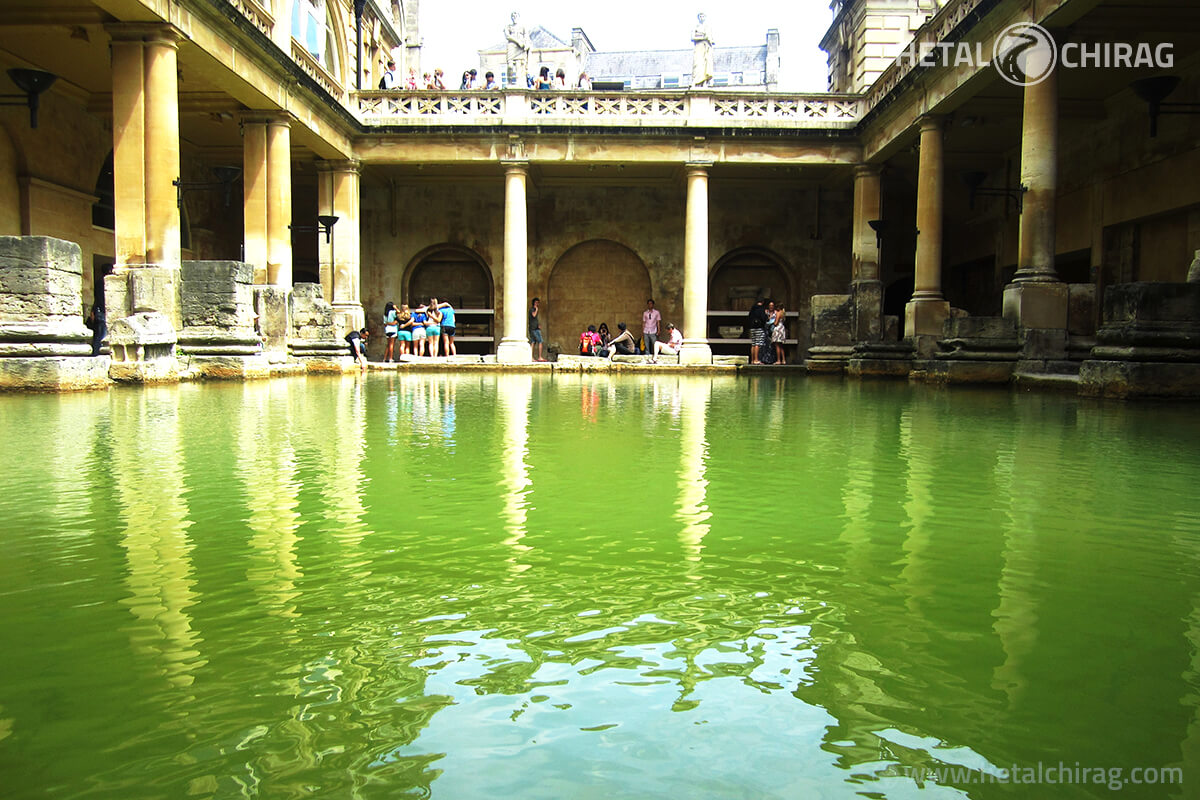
[468,69,478,87]
[382,301,399,362]
[649,323,683,363]
[396,303,413,357]
[84,304,106,356]
[346,327,369,370]
[483,71,498,90]
[529,297,544,361]
[577,71,592,90]
[410,302,428,355]
[642,298,661,356]
[771,303,788,365]
[597,321,611,348]
[580,324,601,356]
[747,297,768,364]
[433,68,447,90]
[536,66,552,90]
[422,71,434,89]
[433,297,457,357]
[380,59,399,90]
[553,68,567,90]
[425,301,442,357]
[460,70,472,90]
[605,322,637,360]
[761,299,777,364]
[405,68,418,90]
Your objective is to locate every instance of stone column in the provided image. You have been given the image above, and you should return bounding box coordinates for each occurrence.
[265,116,292,288]
[109,31,147,267]
[241,116,269,285]
[680,163,713,365]
[318,159,363,335]
[905,116,950,339]
[852,164,884,342]
[496,162,532,363]
[1003,67,1067,331]
[143,30,181,268]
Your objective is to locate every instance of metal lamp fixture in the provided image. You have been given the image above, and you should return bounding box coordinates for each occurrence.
[1130,76,1200,138]
[173,165,243,209]
[962,170,1027,214]
[0,68,58,128]
[290,215,339,244]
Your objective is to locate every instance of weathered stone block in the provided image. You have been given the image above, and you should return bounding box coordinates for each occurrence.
[127,266,180,323]
[1003,281,1068,330]
[1068,283,1097,337]
[107,312,178,383]
[180,261,256,331]
[0,236,85,324]
[904,298,949,338]
[850,280,882,342]
[0,356,112,392]
[255,286,290,363]
[811,293,853,348]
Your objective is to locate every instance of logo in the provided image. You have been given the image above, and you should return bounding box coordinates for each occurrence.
[993,23,1057,86]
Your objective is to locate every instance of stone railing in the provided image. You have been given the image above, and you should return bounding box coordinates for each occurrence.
[292,40,345,102]
[355,90,862,130]
[227,0,274,37]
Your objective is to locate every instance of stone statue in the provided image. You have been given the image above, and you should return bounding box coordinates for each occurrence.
[691,12,714,88]
[505,12,531,87]
[1189,249,1200,283]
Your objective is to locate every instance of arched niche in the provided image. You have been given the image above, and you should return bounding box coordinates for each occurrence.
[708,247,794,311]
[403,244,495,348]
[547,239,651,356]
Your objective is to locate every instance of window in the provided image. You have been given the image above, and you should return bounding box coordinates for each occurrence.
[291,0,339,75]
[662,75,680,89]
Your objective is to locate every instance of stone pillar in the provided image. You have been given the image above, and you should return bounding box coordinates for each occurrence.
[905,116,950,340]
[852,165,883,282]
[1003,67,1067,331]
[318,160,363,336]
[265,116,292,288]
[852,164,884,343]
[680,163,713,365]
[496,162,532,364]
[241,117,269,285]
[108,24,182,272]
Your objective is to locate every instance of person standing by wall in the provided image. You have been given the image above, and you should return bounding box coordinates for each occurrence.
[747,297,768,365]
[642,298,661,356]
[529,297,544,361]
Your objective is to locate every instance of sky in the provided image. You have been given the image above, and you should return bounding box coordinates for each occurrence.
[415,1,834,91]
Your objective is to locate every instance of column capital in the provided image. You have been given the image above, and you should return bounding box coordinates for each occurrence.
[917,114,946,134]
[685,161,713,176]
[854,163,883,179]
[104,23,183,47]
[316,158,361,176]
[500,160,529,175]
[239,110,295,127]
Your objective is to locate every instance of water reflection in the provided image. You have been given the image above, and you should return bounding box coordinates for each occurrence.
[1,377,1199,799]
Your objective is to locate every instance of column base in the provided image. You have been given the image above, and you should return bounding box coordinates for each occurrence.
[496,338,533,364]
[904,298,950,338]
[1003,281,1068,330]
[332,303,365,339]
[678,340,712,365]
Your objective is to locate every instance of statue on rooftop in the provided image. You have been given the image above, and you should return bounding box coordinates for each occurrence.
[505,12,531,87]
[691,12,714,88]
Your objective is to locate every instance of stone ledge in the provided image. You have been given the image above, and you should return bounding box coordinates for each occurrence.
[0,356,111,392]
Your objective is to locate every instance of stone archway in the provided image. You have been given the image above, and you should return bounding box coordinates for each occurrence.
[547,240,651,356]
[403,244,495,348]
[708,247,794,312]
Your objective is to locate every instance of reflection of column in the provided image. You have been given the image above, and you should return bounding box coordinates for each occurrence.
[1003,66,1067,330]
[108,24,182,274]
[990,442,1039,705]
[111,387,201,688]
[905,116,949,338]
[676,376,712,563]
[242,116,270,285]
[266,116,293,288]
[321,376,370,547]
[897,405,933,618]
[680,163,713,365]
[497,162,532,363]
[238,381,302,618]
[318,159,364,335]
[498,374,533,572]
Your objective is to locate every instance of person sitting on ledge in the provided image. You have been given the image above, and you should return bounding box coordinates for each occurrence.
[649,323,683,363]
[604,322,637,360]
[580,325,601,356]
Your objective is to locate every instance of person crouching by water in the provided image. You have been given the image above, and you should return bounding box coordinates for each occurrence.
[604,322,637,360]
[346,328,369,370]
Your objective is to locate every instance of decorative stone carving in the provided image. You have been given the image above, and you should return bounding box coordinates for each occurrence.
[691,13,714,88]
[107,311,178,383]
[505,12,530,86]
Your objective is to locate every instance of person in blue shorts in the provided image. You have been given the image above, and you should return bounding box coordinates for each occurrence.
[529,297,544,361]
[424,301,442,357]
[410,303,428,356]
[434,298,457,356]
[396,304,413,357]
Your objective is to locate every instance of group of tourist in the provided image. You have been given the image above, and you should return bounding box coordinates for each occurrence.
[572,299,683,362]
[379,299,459,361]
[377,59,593,94]
[746,297,788,365]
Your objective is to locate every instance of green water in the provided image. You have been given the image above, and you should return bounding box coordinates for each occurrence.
[1,374,1199,799]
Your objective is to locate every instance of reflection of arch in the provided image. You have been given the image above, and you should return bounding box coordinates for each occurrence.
[403,243,494,310]
[708,247,794,310]
[548,239,651,356]
[0,125,19,234]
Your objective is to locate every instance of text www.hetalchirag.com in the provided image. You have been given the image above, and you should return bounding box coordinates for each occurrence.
[892,762,1183,791]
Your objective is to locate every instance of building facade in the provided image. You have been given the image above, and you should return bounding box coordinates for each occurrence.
[1,0,1198,395]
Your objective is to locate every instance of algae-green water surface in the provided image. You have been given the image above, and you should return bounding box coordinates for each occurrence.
[1,373,1199,799]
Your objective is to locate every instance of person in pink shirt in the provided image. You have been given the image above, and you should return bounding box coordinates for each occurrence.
[642,298,661,355]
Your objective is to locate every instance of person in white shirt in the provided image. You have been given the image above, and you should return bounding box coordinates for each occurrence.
[642,298,661,355]
[649,323,684,363]
[380,59,398,90]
